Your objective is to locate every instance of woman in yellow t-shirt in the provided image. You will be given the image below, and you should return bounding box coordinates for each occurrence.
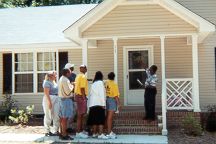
[105,72,121,139]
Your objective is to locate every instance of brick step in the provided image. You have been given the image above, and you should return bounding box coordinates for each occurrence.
[114,113,162,119]
[113,119,159,126]
[114,111,161,116]
[113,126,161,134]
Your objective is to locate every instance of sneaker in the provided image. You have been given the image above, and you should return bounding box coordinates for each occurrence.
[59,135,74,140]
[92,133,98,138]
[45,132,57,137]
[76,132,89,139]
[66,128,75,133]
[106,131,117,139]
[98,134,109,140]
[82,130,89,135]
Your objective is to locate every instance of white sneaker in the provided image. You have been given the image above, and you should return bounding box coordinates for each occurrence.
[106,131,117,139]
[98,134,109,140]
[92,133,98,138]
[76,132,89,139]
[82,130,89,135]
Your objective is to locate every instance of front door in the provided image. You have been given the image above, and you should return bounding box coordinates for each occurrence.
[124,46,153,105]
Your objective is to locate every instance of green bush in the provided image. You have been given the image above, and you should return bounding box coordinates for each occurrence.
[182,113,202,136]
[9,105,34,125]
[0,94,17,121]
[206,105,216,132]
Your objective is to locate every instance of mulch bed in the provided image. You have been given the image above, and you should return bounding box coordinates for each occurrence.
[168,128,216,144]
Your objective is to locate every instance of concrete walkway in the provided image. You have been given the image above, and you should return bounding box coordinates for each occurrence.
[0,133,168,144]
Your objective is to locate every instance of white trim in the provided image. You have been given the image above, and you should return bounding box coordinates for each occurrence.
[113,37,118,83]
[160,35,168,136]
[192,34,201,112]
[56,50,59,83]
[83,33,200,41]
[33,51,37,94]
[123,45,154,106]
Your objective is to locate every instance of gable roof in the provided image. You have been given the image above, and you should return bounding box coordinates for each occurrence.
[0,4,96,45]
[64,0,215,43]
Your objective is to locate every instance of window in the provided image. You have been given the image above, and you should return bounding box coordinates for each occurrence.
[14,53,34,93]
[37,52,56,92]
[13,52,56,94]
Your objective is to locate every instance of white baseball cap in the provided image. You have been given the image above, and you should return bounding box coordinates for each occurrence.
[80,64,87,68]
[65,63,75,69]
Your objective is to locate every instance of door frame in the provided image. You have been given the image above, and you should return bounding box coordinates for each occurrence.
[123,45,154,106]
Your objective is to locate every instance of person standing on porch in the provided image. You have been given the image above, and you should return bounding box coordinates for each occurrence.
[144,65,158,121]
[105,72,121,139]
[74,65,89,139]
[42,71,60,137]
[64,63,77,133]
[58,68,74,140]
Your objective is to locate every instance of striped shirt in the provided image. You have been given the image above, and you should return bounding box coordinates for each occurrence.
[145,69,158,87]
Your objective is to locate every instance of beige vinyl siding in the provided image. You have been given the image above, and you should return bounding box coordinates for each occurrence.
[175,0,216,108]
[198,33,216,107]
[88,40,114,81]
[0,53,3,98]
[82,4,197,38]
[67,49,82,74]
[14,94,43,114]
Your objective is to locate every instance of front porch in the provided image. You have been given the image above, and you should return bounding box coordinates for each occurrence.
[82,34,201,135]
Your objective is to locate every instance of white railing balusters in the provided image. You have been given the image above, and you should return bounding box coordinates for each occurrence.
[166,78,193,110]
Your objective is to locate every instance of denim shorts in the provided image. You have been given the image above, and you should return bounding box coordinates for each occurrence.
[106,97,117,111]
[59,98,73,118]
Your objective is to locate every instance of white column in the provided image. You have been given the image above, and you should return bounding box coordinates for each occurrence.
[56,50,59,82]
[192,34,201,112]
[160,35,168,135]
[82,39,88,66]
[113,37,118,83]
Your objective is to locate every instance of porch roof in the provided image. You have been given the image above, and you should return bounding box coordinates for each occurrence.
[63,0,215,43]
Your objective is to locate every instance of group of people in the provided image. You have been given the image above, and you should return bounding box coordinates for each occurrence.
[42,63,121,140]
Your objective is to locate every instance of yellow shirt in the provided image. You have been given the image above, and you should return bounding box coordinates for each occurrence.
[75,73,88,96]
[105,80,120,98]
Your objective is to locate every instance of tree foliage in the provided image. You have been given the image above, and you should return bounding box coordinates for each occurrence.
[0,0,103,8]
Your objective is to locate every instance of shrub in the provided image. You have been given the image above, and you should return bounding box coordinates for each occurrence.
[182,113,202,136]
[9,105,34,125]
[206,105,216,132]
[0,94,17,120]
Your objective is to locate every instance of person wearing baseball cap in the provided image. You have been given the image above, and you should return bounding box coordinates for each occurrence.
[74,64,89,139]
[64,63,76,83]
[64,63,77,133]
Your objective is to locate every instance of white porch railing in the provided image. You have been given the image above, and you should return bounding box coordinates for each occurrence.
[166,78,193,110]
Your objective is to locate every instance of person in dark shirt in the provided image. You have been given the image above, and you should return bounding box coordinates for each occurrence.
[65,63,77,83]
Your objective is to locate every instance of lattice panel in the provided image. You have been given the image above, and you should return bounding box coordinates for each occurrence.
[166,79,193,109]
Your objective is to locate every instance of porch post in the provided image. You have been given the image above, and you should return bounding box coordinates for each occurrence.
[160,35,168,135]
[192,34,201,112]
[82,39,88,66]
[113,37,118,83]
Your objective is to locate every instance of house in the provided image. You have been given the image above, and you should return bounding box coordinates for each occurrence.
[0,0,216,135]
